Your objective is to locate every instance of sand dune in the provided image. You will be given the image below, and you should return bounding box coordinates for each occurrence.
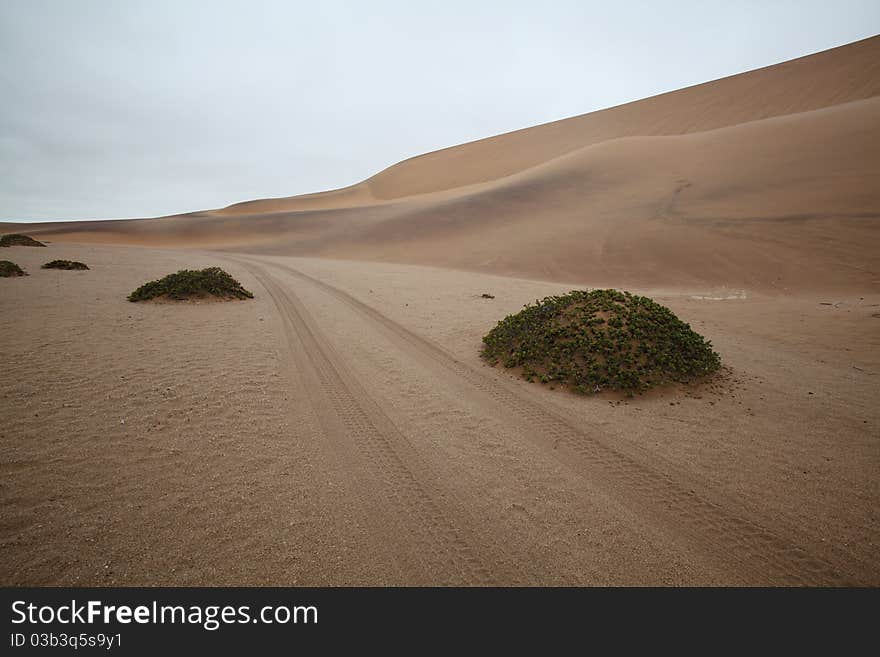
[218,34,880,207]
[12,36,880,293]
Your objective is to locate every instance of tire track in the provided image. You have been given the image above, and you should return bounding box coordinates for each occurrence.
[246,256,856,585]
[239,261,504,585]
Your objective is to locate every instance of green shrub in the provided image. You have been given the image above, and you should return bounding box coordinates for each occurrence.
[481,289,720,394]
[42,259,89,270]
[0,234,46,247]
[0,260,27,277]
[128,267,253,302]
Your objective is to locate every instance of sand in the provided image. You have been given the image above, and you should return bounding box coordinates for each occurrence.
[1,36,879,585]
[1,244,877,585]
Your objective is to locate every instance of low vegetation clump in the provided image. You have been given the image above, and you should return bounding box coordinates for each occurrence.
[128,267,253,302]
[42,259,89,270]
[0,234,46,247]
[481,289,720,394]
[0,260,27,277]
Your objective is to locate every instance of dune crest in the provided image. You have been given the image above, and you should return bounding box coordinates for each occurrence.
[13,36,880,292]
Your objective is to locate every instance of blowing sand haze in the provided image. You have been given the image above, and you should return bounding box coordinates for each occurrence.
[1,26,878,590]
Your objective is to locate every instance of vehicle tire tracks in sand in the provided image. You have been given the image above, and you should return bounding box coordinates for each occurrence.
[237,255,860,585]
[237,260,528,585]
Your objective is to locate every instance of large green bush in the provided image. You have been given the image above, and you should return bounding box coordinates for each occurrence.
[128,267,253,302]
[481,289,720,394]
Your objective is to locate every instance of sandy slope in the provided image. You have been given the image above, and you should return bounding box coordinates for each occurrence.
[217,33,880,207]
[1,244,877,585]
[9,36,880,294]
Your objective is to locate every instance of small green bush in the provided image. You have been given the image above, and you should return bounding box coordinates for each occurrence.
[128,267,253,302]
[481,289,720,394]
[0,260,27,277]
[0,234,46,247]
[42,259,89,270]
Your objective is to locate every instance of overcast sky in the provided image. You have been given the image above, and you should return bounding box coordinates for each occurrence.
[2,1,878,222]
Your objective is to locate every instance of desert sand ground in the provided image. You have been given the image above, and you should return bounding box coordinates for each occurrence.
[1,37,879,585]
[1,243,877,585]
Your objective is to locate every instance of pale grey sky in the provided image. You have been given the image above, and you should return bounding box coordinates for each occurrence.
[2,0,878,221]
